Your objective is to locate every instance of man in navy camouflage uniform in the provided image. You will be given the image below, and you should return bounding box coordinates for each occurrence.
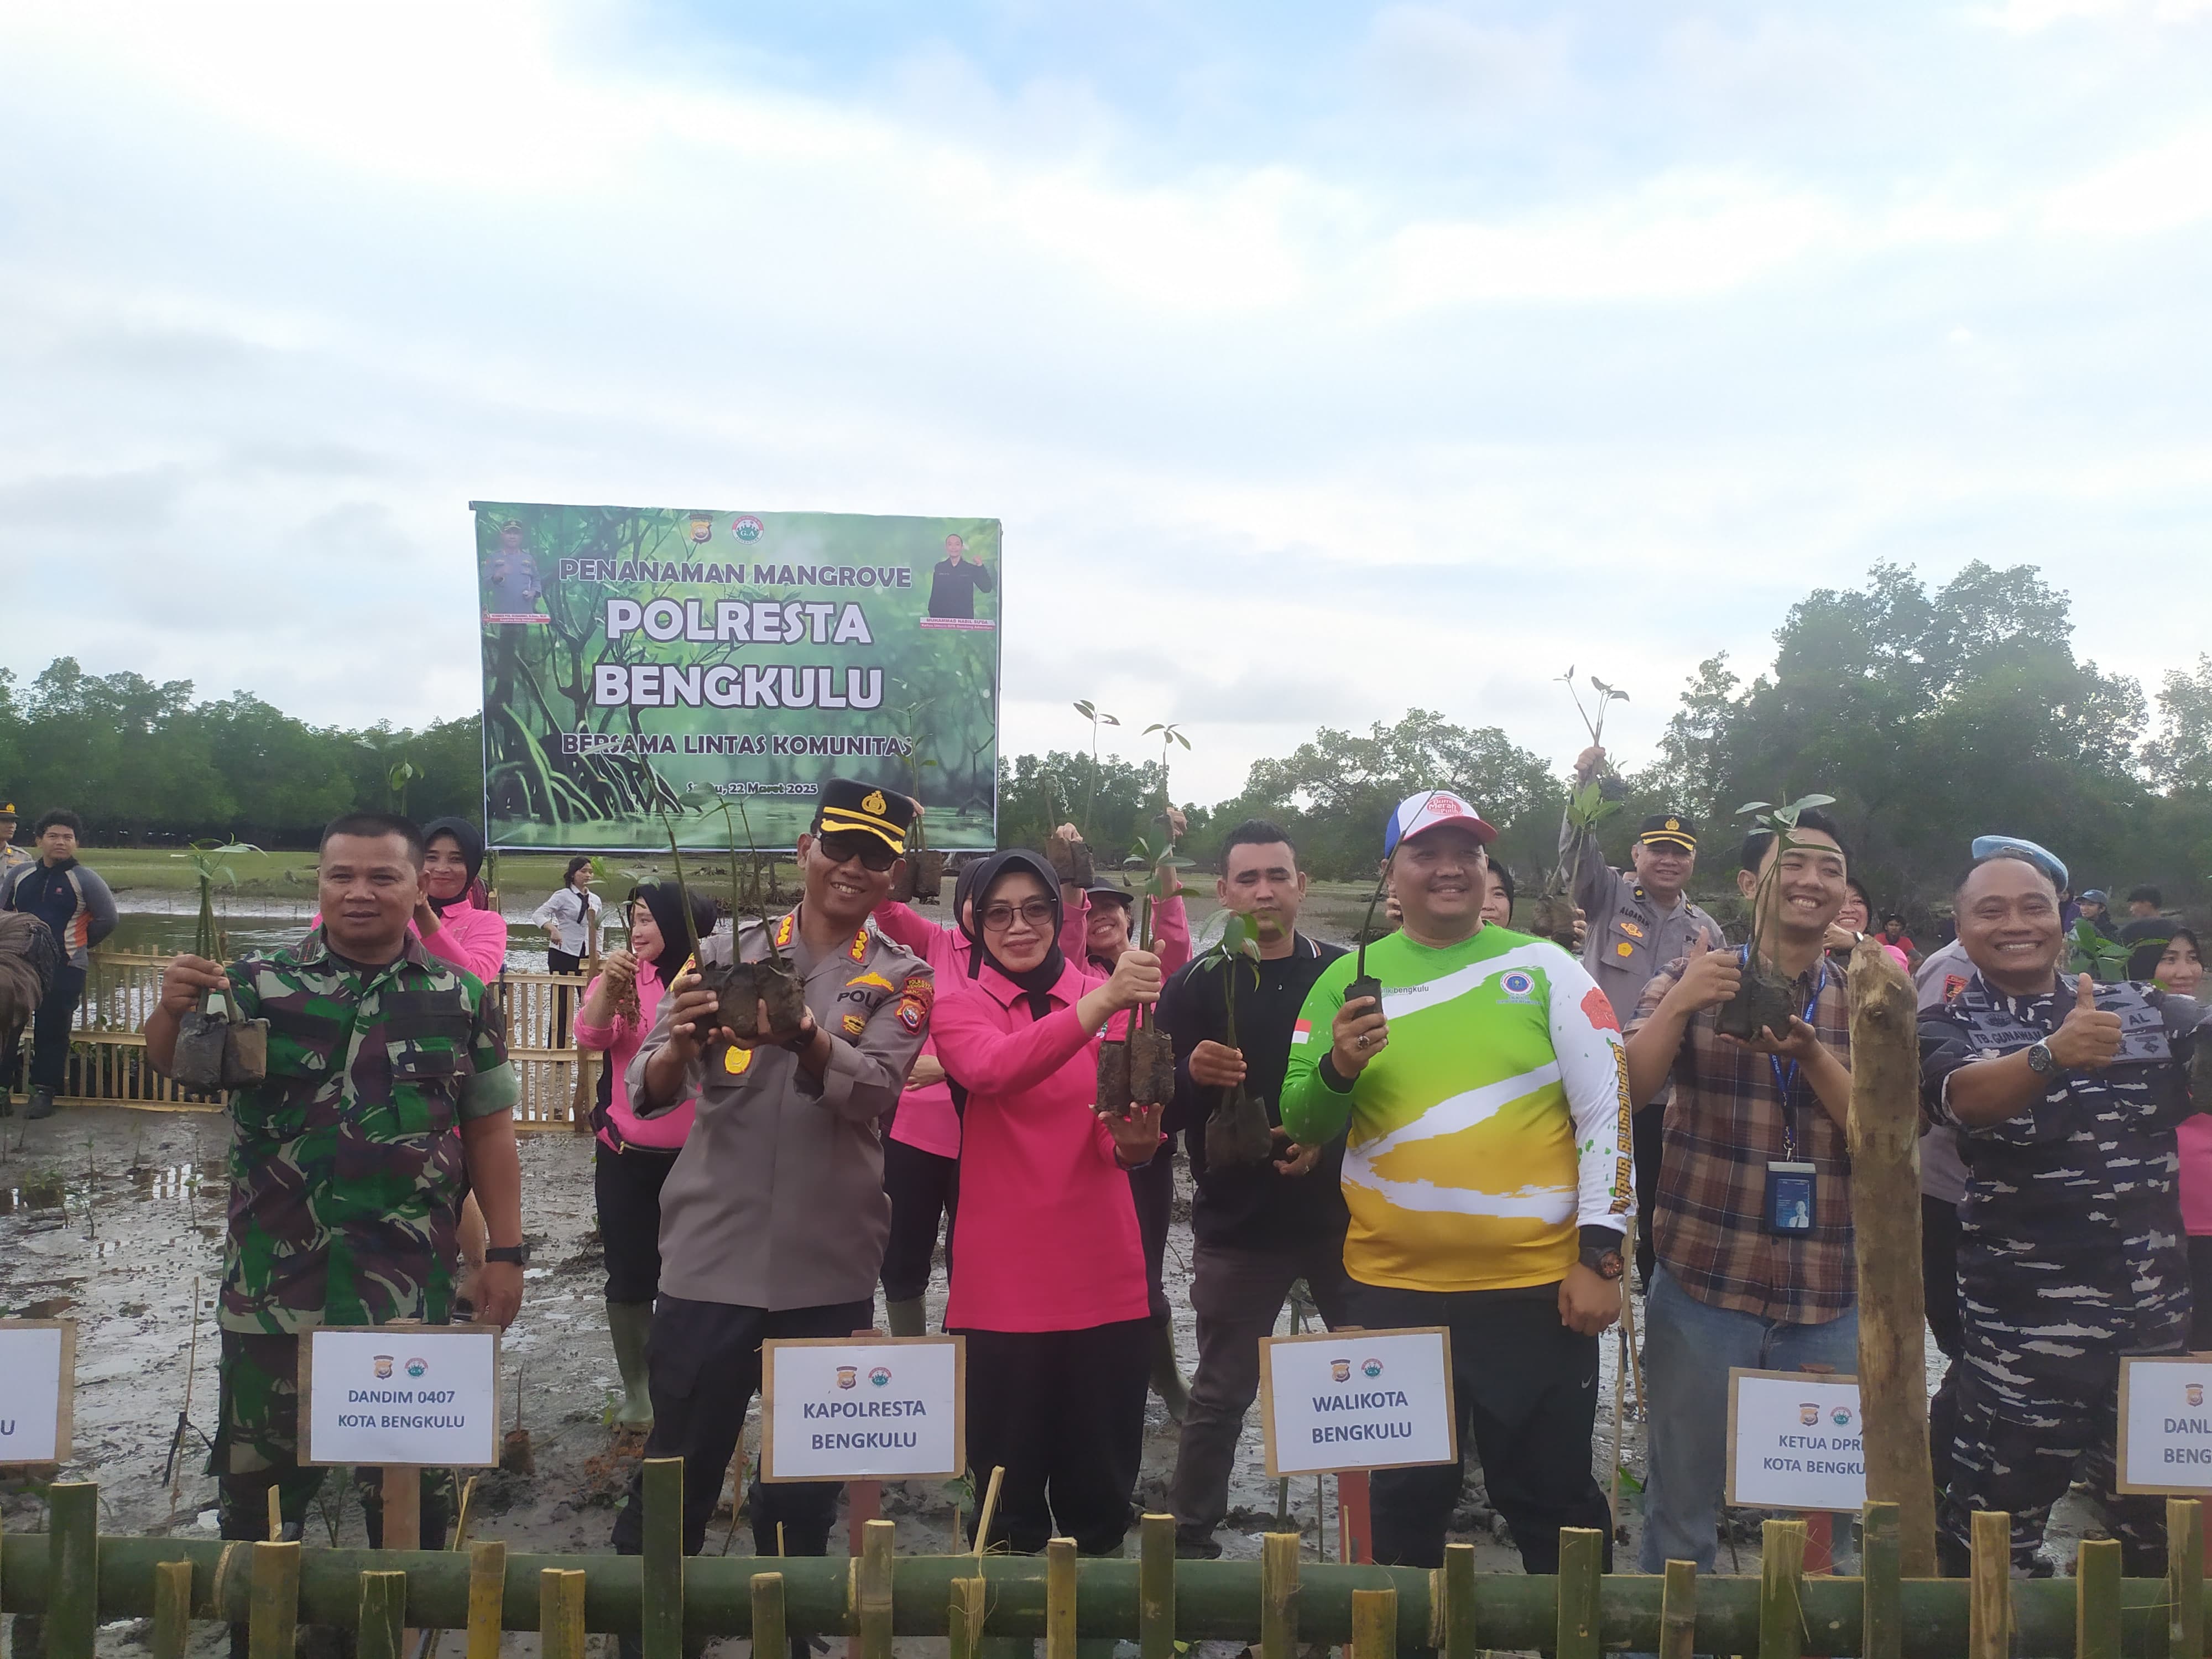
[149,811,526,1551]
[1919,848,2208,1575]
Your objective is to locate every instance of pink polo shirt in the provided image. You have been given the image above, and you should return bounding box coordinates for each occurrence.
[930,959,1152,1333]
[2180,1118,2212,1236]
[575,958,692,1152]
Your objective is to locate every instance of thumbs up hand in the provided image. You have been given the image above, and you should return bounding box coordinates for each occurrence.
[2048,973,2124,1071]
[1663,931,1741,1016]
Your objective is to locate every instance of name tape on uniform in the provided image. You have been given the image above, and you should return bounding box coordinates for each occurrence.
[0,1319,75,1466]
[1725,1369,1866,1512]
[300,1324,501,1468]
[2117,1356,2212,1494]
[1258,1326,1456,1479]
[761,1336,964,1482]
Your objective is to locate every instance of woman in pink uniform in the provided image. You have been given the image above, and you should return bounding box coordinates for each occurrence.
[575,881,718,1430]
[929,849,1165,1555]
[870,849,1112,1335]
[414,817,509,983]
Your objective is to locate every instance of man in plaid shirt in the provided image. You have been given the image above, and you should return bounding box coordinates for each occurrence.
[1623,808,1856,1573]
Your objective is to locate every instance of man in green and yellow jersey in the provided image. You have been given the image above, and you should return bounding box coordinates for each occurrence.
[1282,788,1634,1573]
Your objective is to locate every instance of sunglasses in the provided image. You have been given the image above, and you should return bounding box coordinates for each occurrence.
[816,831,899,873]
[980,898,1056,932]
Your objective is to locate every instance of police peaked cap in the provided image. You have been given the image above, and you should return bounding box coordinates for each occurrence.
[814,779,915,853]
[1637,813,1698,849]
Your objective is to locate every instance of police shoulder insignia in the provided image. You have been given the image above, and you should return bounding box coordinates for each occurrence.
[849,928,870,962]
[1944,974,1969,1004]
[900,973,934,1005]
[842,1012,867,1036]
[896,999,926,1033]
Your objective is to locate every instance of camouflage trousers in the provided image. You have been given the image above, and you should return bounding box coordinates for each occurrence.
[211,1331,457,1546]
[1939,1281,2186,1575]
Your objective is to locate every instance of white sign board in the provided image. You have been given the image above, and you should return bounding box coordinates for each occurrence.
[0,1320,74,1465]
[299,1325,501,1468]
[1259,1326,1457,1478]
[2117,1355,2212,1494]
[761,1336,964,1482]
[1726,1369,1867,1512]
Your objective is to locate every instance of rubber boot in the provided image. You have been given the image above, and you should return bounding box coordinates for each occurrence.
[606,1300,656,1429]
[27,1087,55,1120]
[1148,1319,1190,1425]
[885,1296,927,1338]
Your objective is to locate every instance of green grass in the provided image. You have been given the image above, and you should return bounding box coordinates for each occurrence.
[80,846,807,902]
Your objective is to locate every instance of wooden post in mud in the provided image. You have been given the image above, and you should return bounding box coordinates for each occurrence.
[1847,938,1937,1577]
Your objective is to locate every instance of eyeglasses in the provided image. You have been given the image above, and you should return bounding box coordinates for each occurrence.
[980,898,1056,932]
[816,831,899,873]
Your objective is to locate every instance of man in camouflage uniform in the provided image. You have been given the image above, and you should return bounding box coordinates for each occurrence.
[149,811,525,1550]
[1919,849,2209,1575]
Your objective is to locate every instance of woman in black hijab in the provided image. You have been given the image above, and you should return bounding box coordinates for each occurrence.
[928,850,1167,1556]
[411,816,508,982]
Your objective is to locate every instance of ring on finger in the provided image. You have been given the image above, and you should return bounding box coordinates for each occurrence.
[1355,1034,1369,1049]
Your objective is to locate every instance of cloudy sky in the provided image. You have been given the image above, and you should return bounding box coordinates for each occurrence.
[3,0,2208,805]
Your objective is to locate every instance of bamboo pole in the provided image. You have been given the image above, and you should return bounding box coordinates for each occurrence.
[152,1558,195,1659]
[2172,1500,2206,1659]
[640,1458,684,1659]
[1260,1531,1300,1659]
[1351,1585,1397,1659]
[463,1541,505,1659]
[1847,938,1938,1577]
[17,1524,2212,1651]
[249,1540,301,1659]
[754,1573,788,1659]
[858,1519,896,1659]
[1861,1503,1901,1659]
[358,1571,408,1659]
[1760,1520,1807,1659]
[1138,1514,1175,1659]
[1439,1541,1477,1659]
[1045,1537,1078,1659]
[2079,1539,2122,1659]
[538,1569,587,1659]
[1556,1528,1603,1659]
[1659,1561,1698,1659]
[1969,1512,2012,1659]
[46,1481,101,1659]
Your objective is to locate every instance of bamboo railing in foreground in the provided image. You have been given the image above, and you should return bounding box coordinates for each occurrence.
[3,1473,2209,1659]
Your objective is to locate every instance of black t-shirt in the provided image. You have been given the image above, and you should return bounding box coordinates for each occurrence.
[1155,933,1349,1250]
[926,557,995,619]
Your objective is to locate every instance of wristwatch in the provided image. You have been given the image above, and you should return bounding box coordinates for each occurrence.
[485,1244,530,1266]
[1578,1239,1626,1281]
[2026,1040,2056,1077]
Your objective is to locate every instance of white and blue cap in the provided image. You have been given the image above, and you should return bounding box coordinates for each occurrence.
[1970,834,2068,891]
[1382,789,1498,857]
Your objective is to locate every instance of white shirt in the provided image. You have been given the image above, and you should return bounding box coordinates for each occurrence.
[531,886,602,956]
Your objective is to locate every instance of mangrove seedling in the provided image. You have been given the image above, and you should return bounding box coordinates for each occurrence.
[2067,919,2133,984]
[168,841,268,1094]
[1094,833,1188,1114]
[886,701,947,903]
[1141,721,1192,805]
[1071,698,1120,836]
[1531,777,1624,949]
[1193,911,1275,1169]
[1715,793,1838,1041]
[676,792,806,1042]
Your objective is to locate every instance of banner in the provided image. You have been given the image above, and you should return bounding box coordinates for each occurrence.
[472,502,1001,851]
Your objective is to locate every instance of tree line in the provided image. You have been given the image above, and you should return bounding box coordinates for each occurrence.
[6,561,2206,915]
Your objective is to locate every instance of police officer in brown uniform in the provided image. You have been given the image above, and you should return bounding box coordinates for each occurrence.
[610,779,933,1571]
[1561,746,1723,1284]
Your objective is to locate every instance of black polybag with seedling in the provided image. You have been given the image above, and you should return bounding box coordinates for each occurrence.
[1193,911,1276,1169]
[666,797,806,1045]
[1532,670,1630,950]
[170,842,268,1094]
[1094,833,1188,1119]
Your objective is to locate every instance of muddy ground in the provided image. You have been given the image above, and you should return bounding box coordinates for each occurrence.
[1,1103,2117,1658]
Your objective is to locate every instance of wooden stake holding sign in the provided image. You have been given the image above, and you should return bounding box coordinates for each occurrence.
[0,1317,76,1468]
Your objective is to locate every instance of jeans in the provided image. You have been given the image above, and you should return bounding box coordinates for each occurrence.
[1639,1264,1859,1573]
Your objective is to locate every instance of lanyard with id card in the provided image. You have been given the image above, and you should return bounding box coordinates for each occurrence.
[1757,953,1827,1237]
